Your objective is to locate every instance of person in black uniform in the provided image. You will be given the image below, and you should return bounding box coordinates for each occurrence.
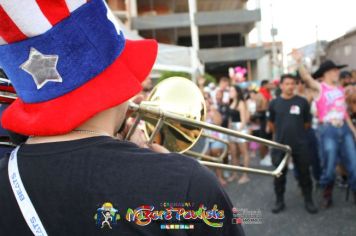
[0,0,244,235]
[268,74,318,214]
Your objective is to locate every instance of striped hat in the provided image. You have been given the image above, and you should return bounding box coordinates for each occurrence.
[0,0,157,136]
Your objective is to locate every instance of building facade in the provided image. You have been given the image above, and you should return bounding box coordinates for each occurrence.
[287,41,328,74]
[108,0,264,79]
[251,41,283,80]
[325,29,356,71]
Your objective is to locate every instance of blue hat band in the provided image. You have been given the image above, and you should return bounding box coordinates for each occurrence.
[0,0,125,103]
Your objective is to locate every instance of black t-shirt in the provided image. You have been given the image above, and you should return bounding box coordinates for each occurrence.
[0,136,244,236]
[268,95,310,148]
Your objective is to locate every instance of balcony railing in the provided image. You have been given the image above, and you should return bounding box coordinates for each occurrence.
[130,9,261,30]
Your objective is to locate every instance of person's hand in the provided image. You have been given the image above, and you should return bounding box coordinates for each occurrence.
[124,94,144,118]
[118,122,170,153]
[292,49,303,64]
[117,118,170,153]
[116,120,148,147]
[117,95,170,153]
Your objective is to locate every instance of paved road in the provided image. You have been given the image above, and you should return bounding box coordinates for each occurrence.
[223,160,356,236]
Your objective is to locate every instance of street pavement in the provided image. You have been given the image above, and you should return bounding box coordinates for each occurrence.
[222,158,356,236]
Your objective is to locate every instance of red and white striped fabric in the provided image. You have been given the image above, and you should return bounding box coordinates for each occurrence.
[0,0,87,45]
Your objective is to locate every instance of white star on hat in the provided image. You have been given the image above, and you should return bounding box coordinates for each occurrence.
[20,47,62,90]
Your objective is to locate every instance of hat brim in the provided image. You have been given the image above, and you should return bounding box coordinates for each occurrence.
[312,64,348,79]
[1,39,158,136]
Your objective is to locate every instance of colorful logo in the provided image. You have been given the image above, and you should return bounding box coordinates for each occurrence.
[94,202,225,230]
[126,204,225,228]
[94,202,120,229]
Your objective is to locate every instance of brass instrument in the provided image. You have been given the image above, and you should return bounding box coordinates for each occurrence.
[186,133,229,163]
[0,77,291,177]
[126,77,291,177]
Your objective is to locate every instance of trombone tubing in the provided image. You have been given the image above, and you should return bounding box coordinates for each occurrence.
[129,103,292,177]
[130,103,292,154]
[199,153,289,177]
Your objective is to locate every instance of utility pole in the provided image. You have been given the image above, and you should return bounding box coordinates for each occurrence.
[188,0,200,83]
[256,0,262,47]
[270,0,278,80]
[126,0,138,33]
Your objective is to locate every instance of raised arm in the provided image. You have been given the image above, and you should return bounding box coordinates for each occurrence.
[292,50,321,93]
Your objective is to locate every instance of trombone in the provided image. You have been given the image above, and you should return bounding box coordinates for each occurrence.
[126,77,291,178]
[0,77,291,177]
[186,133,229,163]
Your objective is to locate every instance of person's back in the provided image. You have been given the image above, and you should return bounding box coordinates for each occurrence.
[0,136,243,235]
[0,1,244,234]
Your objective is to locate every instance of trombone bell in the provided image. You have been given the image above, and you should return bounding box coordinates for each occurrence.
[140,77,206,153]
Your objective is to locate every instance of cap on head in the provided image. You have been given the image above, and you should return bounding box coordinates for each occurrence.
[340,70,352,79]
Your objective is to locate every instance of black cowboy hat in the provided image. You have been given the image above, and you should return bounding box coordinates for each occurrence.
[312,60,347,79]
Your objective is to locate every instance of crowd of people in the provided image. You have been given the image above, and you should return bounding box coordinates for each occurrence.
[197,52,356,214]
[199,76,274,186]
[3,0,356,234]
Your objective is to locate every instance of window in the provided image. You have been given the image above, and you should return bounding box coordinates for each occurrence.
[344,45,352,56]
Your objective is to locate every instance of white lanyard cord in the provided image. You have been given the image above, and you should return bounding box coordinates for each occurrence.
[8,146,48,236]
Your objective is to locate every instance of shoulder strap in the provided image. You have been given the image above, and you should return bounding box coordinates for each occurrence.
[8,146,48,236]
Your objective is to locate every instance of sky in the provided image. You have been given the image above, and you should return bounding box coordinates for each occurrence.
[247,0,356,54]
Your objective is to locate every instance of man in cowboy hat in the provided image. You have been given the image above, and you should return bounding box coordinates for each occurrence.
[293,50,356,208]
[0,0,244,235]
